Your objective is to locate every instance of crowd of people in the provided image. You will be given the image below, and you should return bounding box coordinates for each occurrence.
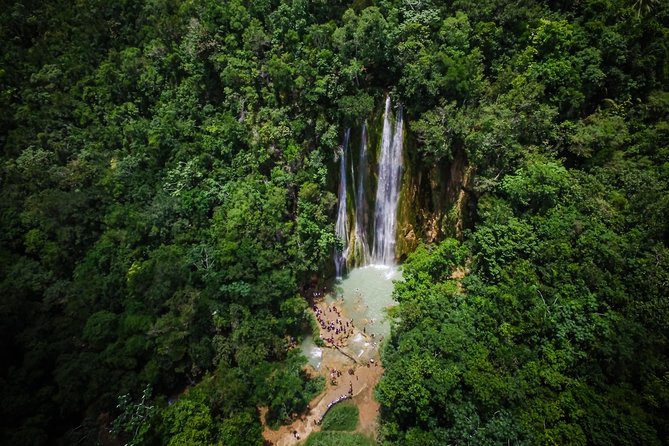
[312,302,354,347]
[329,367,342,385]
[305,291,386,437]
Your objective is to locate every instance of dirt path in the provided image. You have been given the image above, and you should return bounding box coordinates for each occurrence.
[262,298,384,445]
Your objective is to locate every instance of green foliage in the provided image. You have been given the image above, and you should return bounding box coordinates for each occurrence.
[305,431,374,446]
[219,411,263,446]
[333,7,392,85]
[320,403,359,431]
[501,159,573,213]
[410,101,460,162]
[112,385,158,446]
[380,93,669,443]
[258,350,325,427]
[159,397,215,446]
[0,0,340,441]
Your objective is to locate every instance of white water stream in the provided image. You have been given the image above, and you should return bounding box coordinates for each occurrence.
[333,95,403,275]
[334,129,350,279]
[372,96,403,265]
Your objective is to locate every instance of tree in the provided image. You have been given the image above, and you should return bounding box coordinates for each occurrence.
[113,385,158,446]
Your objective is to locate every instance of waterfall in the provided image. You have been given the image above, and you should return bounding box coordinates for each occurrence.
[334,97,403,274]
[352,123,370,265]
[372,96,403,265]
[334,129,351,279]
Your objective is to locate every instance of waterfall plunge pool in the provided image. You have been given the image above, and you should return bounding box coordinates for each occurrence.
[330,264,400,341]
[299,265,400,369]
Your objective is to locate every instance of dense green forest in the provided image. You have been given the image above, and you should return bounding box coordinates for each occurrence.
[0,0,667,445]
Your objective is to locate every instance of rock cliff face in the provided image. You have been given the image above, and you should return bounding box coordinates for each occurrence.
[395,133,474,261]
[331,99,475,269]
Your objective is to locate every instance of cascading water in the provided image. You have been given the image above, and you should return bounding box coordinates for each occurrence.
[372,96,403,265]
[351,123,370,265]
[334,96,403,274]
[334,129,351,279]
